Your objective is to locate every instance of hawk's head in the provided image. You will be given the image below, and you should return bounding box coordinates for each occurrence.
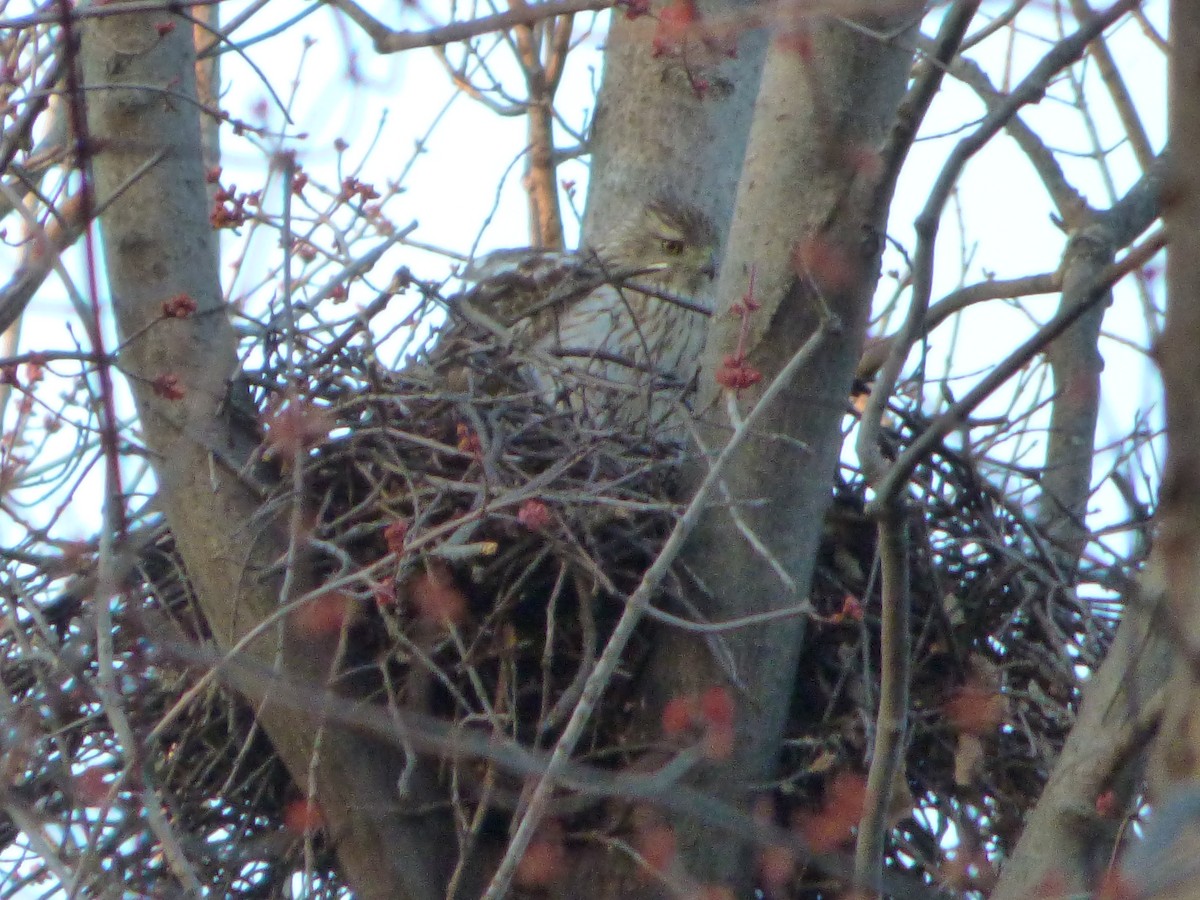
[596,197,718,296]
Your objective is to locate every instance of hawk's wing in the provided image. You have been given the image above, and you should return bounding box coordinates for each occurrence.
[422,248,593,387]
[458,248,592,326]
[428,247,707,431]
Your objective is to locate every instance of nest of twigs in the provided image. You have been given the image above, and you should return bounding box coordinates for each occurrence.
[780,403,1120,894]
[285,335,686,752]
[5,295,1125,896]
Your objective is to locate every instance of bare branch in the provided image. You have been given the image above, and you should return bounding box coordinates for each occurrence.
[1068,0,1156,172]
[0,0,222,31]
[854,499,911,893]
[511,5,566,248]
[948,53,1090,226]
[992,574,1169,898]
[878,0,981,207]
[859,0,1138,483]
[856,272,1058,381]
[329,0,612,54]
[870,227,1165,511]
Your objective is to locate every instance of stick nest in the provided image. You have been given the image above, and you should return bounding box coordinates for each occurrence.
[4,297,1126,897]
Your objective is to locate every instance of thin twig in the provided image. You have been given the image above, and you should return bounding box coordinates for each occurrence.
[861,0,1136,484]
[870,227,1164,513]
[329,0,612,54]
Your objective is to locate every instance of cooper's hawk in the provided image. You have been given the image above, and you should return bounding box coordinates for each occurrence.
[436,197,718,432]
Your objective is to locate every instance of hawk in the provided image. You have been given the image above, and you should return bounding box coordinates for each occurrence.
[436,197,719,432]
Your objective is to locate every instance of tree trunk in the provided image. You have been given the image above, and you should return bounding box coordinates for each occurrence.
[580,10,916,891]
[583,0,767,248]
[993,585,1169,897]
[79,13,452,899]
[1142,5,1200,899]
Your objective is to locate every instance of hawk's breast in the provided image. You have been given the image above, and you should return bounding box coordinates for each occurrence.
[530,283,709,429]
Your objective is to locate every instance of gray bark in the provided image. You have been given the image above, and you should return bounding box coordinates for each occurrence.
[1142,5,1200,900]
[583,0,767,251]
[630,12,916,889]
[79,13,451,899]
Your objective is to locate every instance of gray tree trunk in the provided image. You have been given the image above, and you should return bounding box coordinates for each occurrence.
[79,13,452,899]
[577,8,916,891]
[666,16,914,888]
[583,0,767,250]
[1140,4,1200,899]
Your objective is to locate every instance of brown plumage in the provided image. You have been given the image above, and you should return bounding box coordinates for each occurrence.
[437,197,719,431]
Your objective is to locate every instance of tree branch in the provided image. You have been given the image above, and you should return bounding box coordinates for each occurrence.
[869,228,1164,513]
[861,0,1135,486]
[992,572,1170,898]
[329,0,611,54]
[854,498,911,894]
[877,0,981,211]
[78,11,451,899]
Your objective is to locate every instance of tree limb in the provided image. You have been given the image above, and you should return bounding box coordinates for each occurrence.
[329,0,612,54]
[77,12,451,899]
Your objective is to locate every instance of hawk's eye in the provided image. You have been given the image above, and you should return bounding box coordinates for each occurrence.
[661,238,685,256]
